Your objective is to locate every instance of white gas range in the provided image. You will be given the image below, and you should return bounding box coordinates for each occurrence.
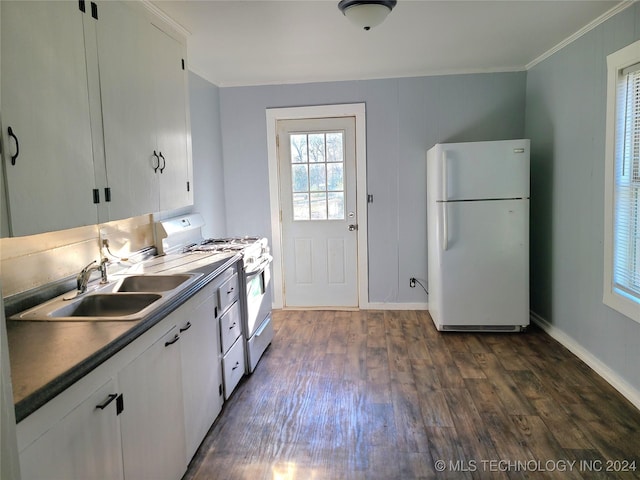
[154,214,274,375]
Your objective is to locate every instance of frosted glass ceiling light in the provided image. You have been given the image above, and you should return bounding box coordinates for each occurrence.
[338,0,397,31]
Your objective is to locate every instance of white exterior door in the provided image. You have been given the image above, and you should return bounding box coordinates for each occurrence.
[277,117,358,308]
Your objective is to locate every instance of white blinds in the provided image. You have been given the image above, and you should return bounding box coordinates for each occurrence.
[614,66,640,301]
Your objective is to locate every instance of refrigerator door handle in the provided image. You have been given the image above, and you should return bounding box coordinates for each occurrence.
[441,150,449,251]
[441,202,448,251]
[441,150,448,201]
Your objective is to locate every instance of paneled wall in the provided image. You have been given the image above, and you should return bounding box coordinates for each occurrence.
[188,72,227,239]
[525,5,640,400]
[218,72,527,304]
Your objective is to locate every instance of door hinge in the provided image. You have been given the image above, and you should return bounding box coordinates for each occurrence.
[116,394,124,415]
[104,187,111,202]
[181,59,185,70]
[219,384,223,396]
[92,188,100,204]
[90,1,98,19]
[276,135,279,148]
[187,181,190,192]
[279,210,282,222]
[79,0,85,13]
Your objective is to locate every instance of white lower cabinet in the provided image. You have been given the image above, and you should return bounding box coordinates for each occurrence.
[118,322,187,480]
[19,379,123,480]
[222,336,245,400]
[178,283,223,461]
[17,267,236,480]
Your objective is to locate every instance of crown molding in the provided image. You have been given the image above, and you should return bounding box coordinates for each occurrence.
[140,0,192,38]
[526,0,636,70]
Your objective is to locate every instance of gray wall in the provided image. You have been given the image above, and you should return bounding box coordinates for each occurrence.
[525,5,640,393]
[188,71,227,239]
[218,73,526,303]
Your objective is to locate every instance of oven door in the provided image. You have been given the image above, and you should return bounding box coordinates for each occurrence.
[245,257,272,338]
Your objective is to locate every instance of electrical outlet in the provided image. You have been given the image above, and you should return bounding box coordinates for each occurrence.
[102,239,109,248]
[409,277,416,288]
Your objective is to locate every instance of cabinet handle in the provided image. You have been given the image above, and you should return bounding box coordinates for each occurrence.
[229,322,236,330]
[8,127,19,166]
[179,321,192,333]
[232,361,240,371]
[152,150,160,173]
[159,151,166,173]
[95,393,118,410]
[164,334,180,347]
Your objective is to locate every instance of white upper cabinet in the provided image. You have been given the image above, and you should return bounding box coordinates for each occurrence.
[96,1,192,220]
[1,1,98,237]
[0,0,193,236]
[95,0,158,219]
[151,24,193,212]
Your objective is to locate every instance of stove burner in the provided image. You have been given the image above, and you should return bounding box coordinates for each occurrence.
[201,236,260,245]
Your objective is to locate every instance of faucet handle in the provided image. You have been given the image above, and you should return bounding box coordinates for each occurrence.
[99,257,109,284]
[81,260,97,273]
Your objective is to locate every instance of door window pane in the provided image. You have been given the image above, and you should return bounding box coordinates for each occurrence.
[310,193,327,219]
[289,131,345,221]
[328,192,344,219]
[290,135,307,163]
[308,134,325,163]
[327,163,343,191]
[309,163,326,191]
[326,132,343,162]
[292,164,308,192]
[293,193,310,220]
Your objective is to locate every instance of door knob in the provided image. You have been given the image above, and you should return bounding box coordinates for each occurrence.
[348,224,358,231]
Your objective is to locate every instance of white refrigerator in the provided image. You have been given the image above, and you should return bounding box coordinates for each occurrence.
[427,139,530,332]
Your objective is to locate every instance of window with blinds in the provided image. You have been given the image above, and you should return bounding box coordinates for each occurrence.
[615,65,640,303]
[604,41,640,323]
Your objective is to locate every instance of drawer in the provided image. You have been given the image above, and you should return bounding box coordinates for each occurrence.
[218,272,239,314]
[219,301,241,354]
[222,336,245,399]
[246,314,274,373]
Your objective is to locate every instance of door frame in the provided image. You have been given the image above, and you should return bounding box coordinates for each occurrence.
[266,103,368,309]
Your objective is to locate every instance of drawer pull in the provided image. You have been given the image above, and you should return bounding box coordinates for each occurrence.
[164,334,180,347]
[229,322,236,330]
[232,361,240,371]
[95,393,118,410]
[179,322,192,333]
[227,287,234,294]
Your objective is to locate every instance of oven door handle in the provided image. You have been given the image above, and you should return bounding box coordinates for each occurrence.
[255,316,271,337]
[245,255,272,277]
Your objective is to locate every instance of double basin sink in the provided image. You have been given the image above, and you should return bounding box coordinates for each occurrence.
[11,274,202,322]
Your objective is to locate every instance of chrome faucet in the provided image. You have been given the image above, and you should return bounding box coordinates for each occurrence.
[77,258,109,294]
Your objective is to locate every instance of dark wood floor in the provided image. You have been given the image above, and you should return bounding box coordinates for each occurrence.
[183,310,640,480]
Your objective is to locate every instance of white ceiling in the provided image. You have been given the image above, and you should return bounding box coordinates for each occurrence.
[150,0,624,87]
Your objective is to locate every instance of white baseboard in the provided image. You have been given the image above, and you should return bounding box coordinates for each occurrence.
[364,302,429,310]
[530,311,640,411]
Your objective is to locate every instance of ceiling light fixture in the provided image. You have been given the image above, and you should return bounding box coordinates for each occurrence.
[338,0,397,31]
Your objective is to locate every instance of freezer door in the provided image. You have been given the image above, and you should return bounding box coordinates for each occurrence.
[427,140,530,201]
[430,199,529,328]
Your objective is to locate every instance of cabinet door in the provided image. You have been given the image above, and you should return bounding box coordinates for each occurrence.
[1,0,98,236]
[19,379,123,480]
[179,285,223,461]
[117,324,187,480]
[95,0,157,220]
[151,25,192,212]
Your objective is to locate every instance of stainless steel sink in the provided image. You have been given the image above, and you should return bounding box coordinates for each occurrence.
[115,274,194,293]
[10,272,203,322]
[49,293,162,318]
